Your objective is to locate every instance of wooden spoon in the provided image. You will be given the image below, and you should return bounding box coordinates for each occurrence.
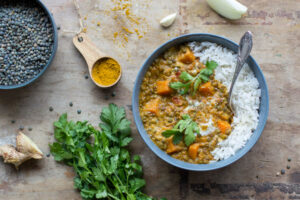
[73,32,122,88]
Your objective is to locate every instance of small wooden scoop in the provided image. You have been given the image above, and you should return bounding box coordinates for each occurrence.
[73,32,122,88]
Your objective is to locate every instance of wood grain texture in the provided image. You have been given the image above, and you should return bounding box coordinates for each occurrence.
[0,0,299,199]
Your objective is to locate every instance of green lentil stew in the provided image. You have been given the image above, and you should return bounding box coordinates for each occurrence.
[139,45,233,164]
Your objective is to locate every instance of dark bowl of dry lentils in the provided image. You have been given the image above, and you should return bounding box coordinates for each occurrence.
[0,0,58,90]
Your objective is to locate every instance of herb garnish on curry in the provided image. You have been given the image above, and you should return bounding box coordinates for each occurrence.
[139,45,233,164]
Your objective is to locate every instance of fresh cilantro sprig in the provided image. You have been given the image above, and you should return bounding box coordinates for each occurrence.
[170,60,218,95]
[50,104,165,200]
[162,115,200,146]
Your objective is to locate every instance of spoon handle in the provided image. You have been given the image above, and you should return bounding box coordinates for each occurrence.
[228,31,253,101]
[73,32,106,72]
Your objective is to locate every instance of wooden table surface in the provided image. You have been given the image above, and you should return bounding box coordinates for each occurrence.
[0,0,299,199]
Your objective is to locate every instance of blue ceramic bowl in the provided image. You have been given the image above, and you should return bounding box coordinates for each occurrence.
[0,0,58,90]
[132,33,269,171]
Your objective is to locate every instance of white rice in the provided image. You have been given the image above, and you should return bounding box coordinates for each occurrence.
[189,42,261,160]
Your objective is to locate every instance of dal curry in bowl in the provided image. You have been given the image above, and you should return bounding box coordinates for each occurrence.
[132,34,269,171]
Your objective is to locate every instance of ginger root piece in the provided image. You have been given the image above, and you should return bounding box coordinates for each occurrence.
[0,132,43,169]
[0,145,31,169]
[16,132,43,159]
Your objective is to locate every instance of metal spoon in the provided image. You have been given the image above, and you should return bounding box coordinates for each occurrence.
[228,31,253,111]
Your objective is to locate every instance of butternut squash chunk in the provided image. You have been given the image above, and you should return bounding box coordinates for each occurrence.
[199,82,215,96]
[188,143,200,159]
[166,138,181,154]
[217,120,231,134]
[144,98,160,115]
[179,48,195,64]
[157,80,172,95]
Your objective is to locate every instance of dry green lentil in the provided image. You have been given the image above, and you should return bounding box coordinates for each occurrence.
[0,0,54,86]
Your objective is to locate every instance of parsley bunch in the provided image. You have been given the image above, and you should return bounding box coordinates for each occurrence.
[162,115,200,146]
[170,60,218,95]
[50,104,165,200]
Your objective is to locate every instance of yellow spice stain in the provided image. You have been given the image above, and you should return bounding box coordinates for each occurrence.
[76,0,149,54]
[91,58,121,86]
[122,27,133,34]
[125,9,140,25]
[134,28,143,39]
[114,32,118,38]
[124,36,128,42]
[109,0,145,45]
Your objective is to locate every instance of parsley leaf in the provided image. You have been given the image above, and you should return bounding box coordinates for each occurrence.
[193,78,202,96]
[169,82,191,95]
[50,104,165,200]
[206,60,218,70]
[169,60,218,95]
[162,129,181,137]
[172,134,183,145]
[169,82,186,90]
[162,115,200,146]
[179,71,194,81]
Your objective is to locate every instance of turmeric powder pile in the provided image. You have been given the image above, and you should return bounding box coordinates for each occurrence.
[91,58,121,86]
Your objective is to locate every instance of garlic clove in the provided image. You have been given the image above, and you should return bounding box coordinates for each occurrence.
[206,0,247,20]
[0,145,31,169]
[160,13,177,28]
[16,132,43,159]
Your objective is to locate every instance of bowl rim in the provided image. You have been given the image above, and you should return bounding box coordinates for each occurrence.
[132,33,269,171]
[0,0,58,90]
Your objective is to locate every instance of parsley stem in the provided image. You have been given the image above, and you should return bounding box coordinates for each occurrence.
[108,193,120,200]
[108,176,126,199]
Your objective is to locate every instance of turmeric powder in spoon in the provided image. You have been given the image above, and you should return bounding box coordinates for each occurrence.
[91,58,121,86]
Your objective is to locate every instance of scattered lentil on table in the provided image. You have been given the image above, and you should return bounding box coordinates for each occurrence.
[49,106,53,112]
[281,169,285,174]
[77,110,81,114]
[69,102,73,107]
[19,125,24,131]
[0,0,54,86]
